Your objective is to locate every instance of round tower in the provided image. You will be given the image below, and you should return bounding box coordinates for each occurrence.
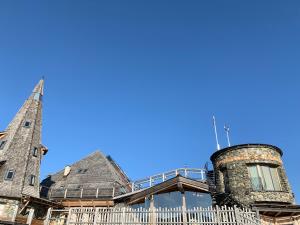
[210,144,294,206]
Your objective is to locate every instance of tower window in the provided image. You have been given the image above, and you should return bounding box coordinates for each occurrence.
[0,140,6,150]
[24,121,31,128]
[248,164,281,191]
[29,175,36,186]
[32,147,38,157]
[4,170,15,181]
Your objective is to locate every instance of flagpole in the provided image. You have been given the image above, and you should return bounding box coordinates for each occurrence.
[224,124,231,147]
[213,116,221,150]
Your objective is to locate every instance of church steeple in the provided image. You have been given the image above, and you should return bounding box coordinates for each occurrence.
[0,79,45,198]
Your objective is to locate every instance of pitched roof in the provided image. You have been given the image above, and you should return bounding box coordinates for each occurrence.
[41,151,131,197]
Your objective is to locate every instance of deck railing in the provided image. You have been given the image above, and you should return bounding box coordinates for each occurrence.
[131,168,206,192]
[46,206,261,225]
[40,186,121,199]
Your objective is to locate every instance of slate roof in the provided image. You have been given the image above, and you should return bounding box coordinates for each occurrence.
[40,151,131,198]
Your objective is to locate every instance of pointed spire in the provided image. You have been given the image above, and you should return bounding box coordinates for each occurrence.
[31,78,44,101]
[0,79,45,198]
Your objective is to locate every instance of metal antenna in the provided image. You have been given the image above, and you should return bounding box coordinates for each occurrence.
[212,116,221,150]
[224,124,231,147]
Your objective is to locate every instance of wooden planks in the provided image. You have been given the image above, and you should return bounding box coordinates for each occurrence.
[47,206,261,225]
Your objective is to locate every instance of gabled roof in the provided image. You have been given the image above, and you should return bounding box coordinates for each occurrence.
[114,175,209,205]
[41,151,131,196]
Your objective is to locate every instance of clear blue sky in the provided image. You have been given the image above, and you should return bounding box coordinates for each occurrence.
[0,1,300,202]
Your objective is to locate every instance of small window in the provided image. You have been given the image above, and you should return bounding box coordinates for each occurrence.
[32,147,38,157]
[5,170,15,180]
[0,140,6,150]
[77,169,88,174]
[24,121,31,128]
[29,175,36,186]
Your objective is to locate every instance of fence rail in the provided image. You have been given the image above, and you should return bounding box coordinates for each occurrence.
[46,206,261,225]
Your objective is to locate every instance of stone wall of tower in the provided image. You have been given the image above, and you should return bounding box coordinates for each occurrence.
[210,144,294,206]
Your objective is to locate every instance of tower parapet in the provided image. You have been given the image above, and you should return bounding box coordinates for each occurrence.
[210,144,294,206]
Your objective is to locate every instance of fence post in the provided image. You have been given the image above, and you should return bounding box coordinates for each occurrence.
[44,207,52,225]
[234,205,241,225]
[121,207,125,225]
[216,206,221,225]
[66,208,72,225]
[182,192,187,225]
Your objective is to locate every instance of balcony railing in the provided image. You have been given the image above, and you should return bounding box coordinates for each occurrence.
[40,186,125,199]
[131,168,207,192]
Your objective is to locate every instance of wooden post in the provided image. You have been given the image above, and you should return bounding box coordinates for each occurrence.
[44,207,52,225]
[26,208,35,225]
[121,207,125,225]
[64,188,68,198]
[216,205,221,225]
[234,205,241,225]
[150,195,156,225]
[112,187,115,198]
[96,188,99,198]
[182,192,187,225]
[66,208,72,225]
[11,204,19,222]
[80,188,83,198]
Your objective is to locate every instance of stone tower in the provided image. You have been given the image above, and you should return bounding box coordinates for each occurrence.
[210,144,294,206]
[0,79,46,199]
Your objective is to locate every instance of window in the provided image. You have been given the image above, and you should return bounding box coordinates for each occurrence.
[154,191,182,208]
[0,140,6,150]
[248,165,281,191]
[29,175,36,186]
[24,121,31,128]
[185,191,212,209]
[4,170,14,180]
[77,168,88,174]
[32,147,38,157]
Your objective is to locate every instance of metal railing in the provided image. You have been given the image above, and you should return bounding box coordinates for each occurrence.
[131,168,207,192]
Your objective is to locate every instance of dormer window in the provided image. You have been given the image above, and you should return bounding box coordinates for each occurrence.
[4,170,15,181]
[32,147,38,157]
[0,140,6,150]
[29,175,36,186]
[24,121,31,128]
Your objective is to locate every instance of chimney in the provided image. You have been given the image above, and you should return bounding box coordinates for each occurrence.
[64,165,71,176]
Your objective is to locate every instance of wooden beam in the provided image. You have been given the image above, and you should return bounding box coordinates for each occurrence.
[61,200,114,207]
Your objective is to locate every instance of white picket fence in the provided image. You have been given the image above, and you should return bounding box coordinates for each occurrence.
[46,206,261,225]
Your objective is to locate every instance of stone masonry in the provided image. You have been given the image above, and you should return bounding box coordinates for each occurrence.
[210,144,294,205]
